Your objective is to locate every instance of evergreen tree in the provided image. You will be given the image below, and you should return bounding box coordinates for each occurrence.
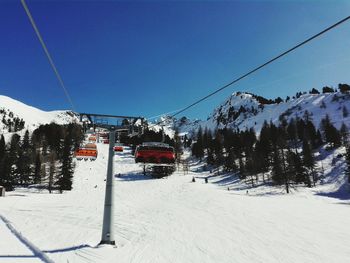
[40,164,47,184]
[321,115,341,147]
[309,88,320,94]
[0,134,6,186]
[48,151,57,193]
[343,106,349,118]
[1,154,13,190]
[206,145,215,165]
[288,151,307,185]
[173,130,183,162]
[224,149,236,171]
[296,119,306,142]
[2,134,20,190]
[345,146,350,184]
[340,123,348,146]
[315,130,323,147]
[213,130,224,166]
[9,134,21,183]
[16,130,32,185]
[322,86,335,93]
[0,134,5,160]
[303,110,312,122]
[33,151,42,184]
[271,149,284,185]
[303,140,316,187]
[196,127,204,161]
[238,158,246,179]
[339,83,350,93]
[56,129,75,192]
[305,121,318,148]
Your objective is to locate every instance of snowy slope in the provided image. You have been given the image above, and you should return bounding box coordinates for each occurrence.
[0,95,78,132]
[173,92,350,137]
[1,143,350,262]
[149,116,201,139]
[148,116,176,138]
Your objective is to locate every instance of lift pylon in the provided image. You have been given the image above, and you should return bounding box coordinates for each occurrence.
[78,113,144,246]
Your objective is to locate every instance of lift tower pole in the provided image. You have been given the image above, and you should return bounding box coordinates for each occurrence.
[100,128,116,245]
[78,113,144,246]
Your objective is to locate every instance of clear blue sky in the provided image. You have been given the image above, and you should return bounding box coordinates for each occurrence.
[1,0,350,120]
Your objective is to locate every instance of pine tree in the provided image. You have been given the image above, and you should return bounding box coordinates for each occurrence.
[305,121,317,148]
[224,149,236,171]
[315,130,323,147]
[0,134,6,186]
[303,140,316,187]
[296,119,306,142]
[16,130,32,185]
[40,164,46,185]
[213,130,224,166]
[258,122,272,181]
[288,151,307,184]
[0,134,5,160]
[9,134,21,183]
[271,149,284,185]
[340,123,348,146]
[33,151,42,184]
[196,127,204,161]
[173,130,183,162]
[56,130,75,192]
[48,151,57,193]
[239,158,246,179]
[345,146,350,184]
[321,115,341,148]
[2,134,20,190]
[342,106,349,118]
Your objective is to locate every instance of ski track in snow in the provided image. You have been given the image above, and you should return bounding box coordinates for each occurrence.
[0,144,350,262]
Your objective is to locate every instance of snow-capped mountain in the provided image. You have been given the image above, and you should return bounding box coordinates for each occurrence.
[174,91,350,137]
[0,95,79,134]
[149,115,201,139]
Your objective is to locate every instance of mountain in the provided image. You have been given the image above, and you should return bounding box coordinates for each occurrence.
[0,95,79,135]
[149,115,202,139]
[176,91,350,137]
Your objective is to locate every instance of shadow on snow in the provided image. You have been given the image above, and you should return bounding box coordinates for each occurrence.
[115,171,153,181]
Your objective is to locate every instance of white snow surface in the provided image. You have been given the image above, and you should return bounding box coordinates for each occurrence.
[1,143,350,262]
[175,91,350,137]
[0,95,78,131]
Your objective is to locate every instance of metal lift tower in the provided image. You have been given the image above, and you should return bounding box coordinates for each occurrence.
[79,113,144,245]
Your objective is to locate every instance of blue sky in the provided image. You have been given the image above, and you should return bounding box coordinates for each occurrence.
[1,0,350,121]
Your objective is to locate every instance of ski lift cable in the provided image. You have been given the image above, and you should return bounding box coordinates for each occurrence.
[21,0,76,112]
[151,15,350,127]
[146,108,186,120]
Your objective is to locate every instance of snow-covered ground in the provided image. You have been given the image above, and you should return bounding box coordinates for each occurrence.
[173,91,350,137]
[1,143,350,262]
[0,95,78,142]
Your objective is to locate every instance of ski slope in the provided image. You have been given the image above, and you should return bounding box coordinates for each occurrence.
[0,95,77,143]
[1,143,350,262]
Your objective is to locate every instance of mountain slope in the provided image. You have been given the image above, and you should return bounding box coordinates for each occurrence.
[192,91,350,135]
[0,95,78,133]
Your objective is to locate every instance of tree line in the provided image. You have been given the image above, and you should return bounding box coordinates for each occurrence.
[192,113,348,193]
[0,123,84,193]
[0,108,25,132]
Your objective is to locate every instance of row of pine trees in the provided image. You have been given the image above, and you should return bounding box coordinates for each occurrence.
[191,113,349,192]
[0,123,84,192]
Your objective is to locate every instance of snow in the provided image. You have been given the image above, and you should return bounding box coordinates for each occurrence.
[148,116,176,138]
[1,142,350,262]
[178,91,350,136]
[0,95,78,140]
[0,215,53,263]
